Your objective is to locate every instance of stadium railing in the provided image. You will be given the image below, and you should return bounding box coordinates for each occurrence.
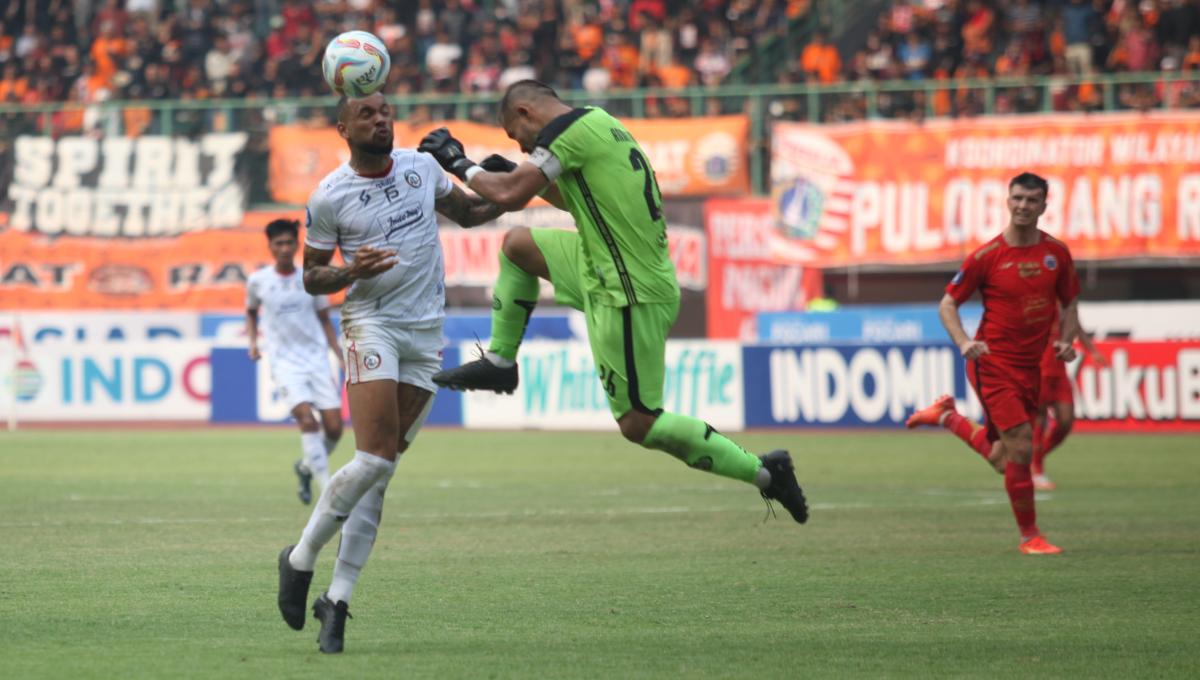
[0,71,1194,197]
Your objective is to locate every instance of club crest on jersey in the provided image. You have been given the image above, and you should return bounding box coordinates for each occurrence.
[1043,254,1058,271]
[404,170,422,188]
[363,351,382,370]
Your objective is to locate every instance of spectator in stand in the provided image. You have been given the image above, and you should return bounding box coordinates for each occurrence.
[1063,0,1100,74]
[898,31,933,79]
[581,56,612,94]
[1108,19,1160,72]
[1185,35,1200,71]
[1006,0,1044,38]
[206,35,237,97]
[800,31,842,83]
[0,63,28,103]
[497,50,536,92]
[864,32,895,80]
[961,0,996,62]
[638,16,674,80]
[694,38,732,87]
[603,31,641,89]
[460,47,499,94]
[425,28,463,92]
[1158,0,1198,59]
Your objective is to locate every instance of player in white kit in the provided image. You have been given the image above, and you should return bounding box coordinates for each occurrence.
[246,219,344,505]
[276,91,507,654]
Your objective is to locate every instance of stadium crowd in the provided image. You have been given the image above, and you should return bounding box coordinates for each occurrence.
[811,0,1200,119]
[0,0,806,105]
[0,0,1195,119]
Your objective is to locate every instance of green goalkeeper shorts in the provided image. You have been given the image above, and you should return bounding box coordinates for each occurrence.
[530,228,679,419]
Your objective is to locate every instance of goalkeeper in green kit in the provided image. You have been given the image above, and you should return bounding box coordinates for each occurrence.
[419,80,807,524]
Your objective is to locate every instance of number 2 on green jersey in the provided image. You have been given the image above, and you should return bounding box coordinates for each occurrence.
[628,148,662,222]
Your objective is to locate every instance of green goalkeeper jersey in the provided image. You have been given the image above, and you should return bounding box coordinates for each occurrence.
[526,106,680,307]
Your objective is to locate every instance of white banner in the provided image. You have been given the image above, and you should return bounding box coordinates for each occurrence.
[461,340,744,431]
[8,340,210,421]
[6,133,248,236]
[1080,301,1200,341]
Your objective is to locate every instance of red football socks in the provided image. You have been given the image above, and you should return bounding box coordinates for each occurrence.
[1032,420,1046,473]
[1004,462,1040,538]
[1033,421,1069,474]
[1042,423,1069,458]
[943,412,992,460]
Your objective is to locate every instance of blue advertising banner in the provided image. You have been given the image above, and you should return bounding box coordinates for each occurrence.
[743,343,979,428]
[757,304,982,345]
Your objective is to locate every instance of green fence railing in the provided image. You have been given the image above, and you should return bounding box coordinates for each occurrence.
[0,71,1195,197]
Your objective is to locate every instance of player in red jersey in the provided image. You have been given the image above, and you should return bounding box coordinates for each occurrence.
[1032,313,1106,490]
[906,172,1082,555]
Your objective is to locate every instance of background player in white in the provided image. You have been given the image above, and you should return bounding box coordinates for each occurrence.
[275,91,506,654]
[246,218,344,505]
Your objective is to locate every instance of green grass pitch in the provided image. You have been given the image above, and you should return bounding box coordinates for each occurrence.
[1,428,1197,679]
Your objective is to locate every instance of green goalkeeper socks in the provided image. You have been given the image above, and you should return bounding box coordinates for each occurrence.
[488,251,540,361]
[642,411,763,485]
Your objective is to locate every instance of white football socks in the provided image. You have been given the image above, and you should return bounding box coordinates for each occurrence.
[301,431,330,488]
[289,450,395,572]
[484,350,515,369]
[324,435,339,456]
[327,476,388,604]
[754,464,772,490]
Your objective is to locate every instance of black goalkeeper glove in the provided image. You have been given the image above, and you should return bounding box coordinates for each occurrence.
[418,127,476,181]
[479,154,518,173]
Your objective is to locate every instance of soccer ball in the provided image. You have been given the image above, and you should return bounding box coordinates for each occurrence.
[322,31,391,98]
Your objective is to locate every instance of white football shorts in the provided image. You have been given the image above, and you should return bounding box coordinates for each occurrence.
[343,323,443,393]
[273,366,342,412]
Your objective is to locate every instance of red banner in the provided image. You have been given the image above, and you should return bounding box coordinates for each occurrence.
[1073,340,1200,432]
[770,113,1200,266]
[705,197,822,340]
[268,116,750,205]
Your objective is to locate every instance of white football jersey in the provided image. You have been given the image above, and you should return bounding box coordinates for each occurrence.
[304,149,454,330]
[245,266,332,376]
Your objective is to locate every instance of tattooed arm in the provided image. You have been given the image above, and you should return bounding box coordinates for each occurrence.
[434,184,507,228]
[302,245,396,295]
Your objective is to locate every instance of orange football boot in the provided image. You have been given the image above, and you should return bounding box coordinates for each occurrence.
[906,394,956,428]
[1019,535,1063,555]
[1032,473,1056,491]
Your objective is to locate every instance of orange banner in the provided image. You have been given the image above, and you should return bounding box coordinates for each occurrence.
[0,211,347,310]
[770,113,1200,266]
[268,115,749,205]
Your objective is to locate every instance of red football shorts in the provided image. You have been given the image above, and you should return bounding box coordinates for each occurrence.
[1039,372,1074,407]
[967,357,1038,438]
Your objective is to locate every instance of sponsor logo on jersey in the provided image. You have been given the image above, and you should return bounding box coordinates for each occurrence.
[950,270,964,285]
[384,208,424,241]
[404,170,422,188]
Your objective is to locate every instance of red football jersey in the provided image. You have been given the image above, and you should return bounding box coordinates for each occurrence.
[946,230,1080,367]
